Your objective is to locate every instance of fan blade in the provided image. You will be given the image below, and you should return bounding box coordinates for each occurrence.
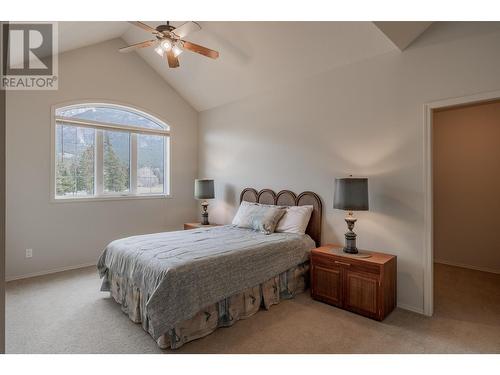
[166,49,180,68]
[128,21,158,34]
[182,41,219,59]
[171,21,201,38]
[119,39,156,53]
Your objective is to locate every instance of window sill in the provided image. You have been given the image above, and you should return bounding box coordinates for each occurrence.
[50,194,172,203]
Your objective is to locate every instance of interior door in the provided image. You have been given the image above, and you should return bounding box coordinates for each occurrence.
[311,264,342,307]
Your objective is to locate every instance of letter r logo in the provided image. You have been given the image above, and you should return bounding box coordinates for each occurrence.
[2,23,53,76]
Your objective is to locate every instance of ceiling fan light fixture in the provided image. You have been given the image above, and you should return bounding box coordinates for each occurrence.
[172,44,183,57]
[154,45,164,56]
[160,39,173,51]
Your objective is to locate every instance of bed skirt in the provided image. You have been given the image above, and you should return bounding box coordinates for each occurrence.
[107,262,309,350]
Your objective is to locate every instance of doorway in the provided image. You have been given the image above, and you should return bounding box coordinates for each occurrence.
[426,96,500,318]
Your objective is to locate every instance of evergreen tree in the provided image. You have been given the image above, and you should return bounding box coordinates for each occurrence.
[76,145,94,195]
[104,137,128,192]
[56,159,76,195]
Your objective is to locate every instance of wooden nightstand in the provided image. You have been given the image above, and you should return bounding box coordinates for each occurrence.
[310,244,397,321]
[183,223,222,230]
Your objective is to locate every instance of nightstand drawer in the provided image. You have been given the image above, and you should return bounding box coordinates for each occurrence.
[311,253,337,268]
[311,252,380,275]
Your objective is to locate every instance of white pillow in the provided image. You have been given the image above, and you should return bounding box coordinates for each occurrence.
[232,201,253,226]
[275,205,313,235]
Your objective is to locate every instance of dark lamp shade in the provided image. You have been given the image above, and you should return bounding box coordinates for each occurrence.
[334,178,369,211]
[194,179,215,200]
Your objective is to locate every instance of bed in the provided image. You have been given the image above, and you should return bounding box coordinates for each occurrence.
[97,188,322,349]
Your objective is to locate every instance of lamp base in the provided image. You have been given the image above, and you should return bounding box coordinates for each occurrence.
[343,245,358,254]
[201,213,209,225]
[201,201,209,225]
[343,212,358,254]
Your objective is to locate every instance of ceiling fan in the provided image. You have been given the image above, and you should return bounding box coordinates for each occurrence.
[120,21,219,68]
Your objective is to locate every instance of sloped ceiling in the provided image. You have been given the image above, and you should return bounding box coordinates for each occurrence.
[121,22,397,111]
[57,22,130,54]
[373,21,433,50]
[56,21,500,112]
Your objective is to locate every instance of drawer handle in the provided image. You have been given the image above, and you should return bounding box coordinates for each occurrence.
[334,260,351,267]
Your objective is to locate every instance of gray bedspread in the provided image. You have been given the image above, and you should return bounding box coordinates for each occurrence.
[97,225,315,339]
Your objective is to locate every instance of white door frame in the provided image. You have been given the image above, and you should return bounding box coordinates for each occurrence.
[423,89,500,316]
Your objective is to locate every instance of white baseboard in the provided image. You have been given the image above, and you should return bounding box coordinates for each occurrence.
[397,303,425,315]
[6,262,96,282]
[434,259,500,275]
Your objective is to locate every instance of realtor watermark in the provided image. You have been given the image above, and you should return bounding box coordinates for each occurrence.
[1,22,58,90]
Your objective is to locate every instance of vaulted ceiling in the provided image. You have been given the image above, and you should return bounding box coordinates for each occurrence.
[55,21,500,112]
[122,22,400,111]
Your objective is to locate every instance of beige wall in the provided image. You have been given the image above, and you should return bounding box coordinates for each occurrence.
[6,38,199,280]
[433,101,500,273]
[199,26,500,313]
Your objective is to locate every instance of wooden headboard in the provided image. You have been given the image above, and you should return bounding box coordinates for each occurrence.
[240,188,323,247]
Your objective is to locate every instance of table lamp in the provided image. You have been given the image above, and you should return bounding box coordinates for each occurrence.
[333,177,369,254]
[194,179,215,225]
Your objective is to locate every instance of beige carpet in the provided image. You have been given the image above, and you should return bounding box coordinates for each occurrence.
[5,263,500,353]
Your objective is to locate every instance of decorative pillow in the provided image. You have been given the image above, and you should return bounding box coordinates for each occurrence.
[275,205,314,235]
[232,201,286,234]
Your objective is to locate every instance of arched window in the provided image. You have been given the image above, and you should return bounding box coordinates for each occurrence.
[52,103,170,200]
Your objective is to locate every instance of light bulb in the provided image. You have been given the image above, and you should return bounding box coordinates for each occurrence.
[161,39,172,51]
[172,44,183,57]
[154,45,164,56]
